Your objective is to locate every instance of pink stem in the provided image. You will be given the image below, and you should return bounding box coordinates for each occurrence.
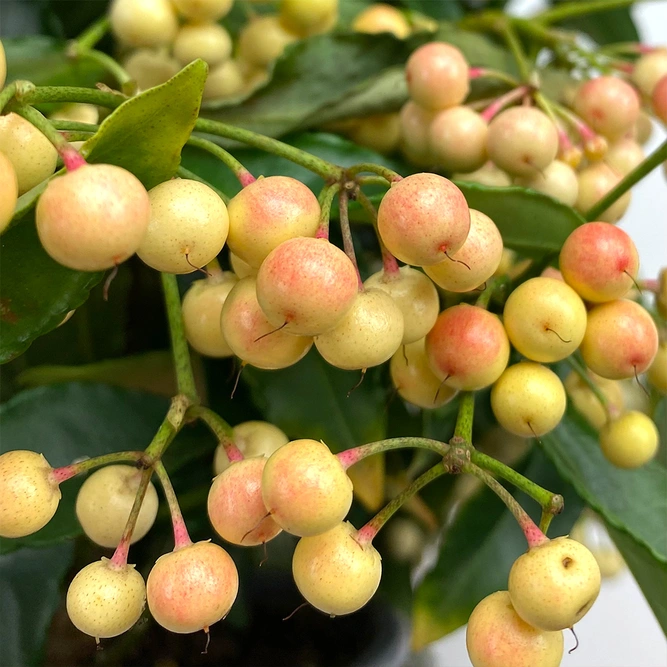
[480,85,533,123]
[238,169,256,188]
[60,145,87,171]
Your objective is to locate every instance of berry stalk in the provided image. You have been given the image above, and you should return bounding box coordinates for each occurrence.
[144,395,191,461]
[565,353,618,421]
[337,188,364,290]
[355,189,399,276]
[51,451,145,484]
[187,405,243,463]
[337,437,449,469]
[187,135,255,188]
[453,391,475,444]
[480,85,533,123]
[20,85,126,110]
[0,82,17,114]
[72,14,110,51]
[345,163,402,184]
[538,0,638,24]
[153,461,192,550]
[316,182,339,239]
[67,45,134,94]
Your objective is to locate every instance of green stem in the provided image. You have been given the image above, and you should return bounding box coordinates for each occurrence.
[585,139,667,221]
[0,82,17,113]
[68,47,135,94]
[154,461,192,549]
[316,182,339,239]
[338,188,363,289]
[355,188,398,274]
[187,135,255,187]
[337,437,449,469]
[501,19,533,82]
[144,395,191,460]
[187,405,243,463]
[160,273,198,403]
[355,175,391,189]
[356,462,446,544]
[346,163,402,183]
[565,353,619,421]
[463,463,550,547]
[176,166,229,202]
[51,451,145,484]
[23,86,126,109]
[539,0,638,25]
[453,392,475,443]
[194,119,343,180]
[74,15,110,50]
[512,18,572,48]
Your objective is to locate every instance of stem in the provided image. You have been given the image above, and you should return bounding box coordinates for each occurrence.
[464,463,549,547]
[356,462,447,544]
[51,451,145,484]
[187,135,255,188]
[154,461,192,550]
[453,392,475,443]
[188,405,244,463]
[176,166,229,202]
[539,0,638,25]
[355,175,392,189]
[586,139,667,221]
[160,273,198,403]
[110,466,153,567]
[346,163,402,184]
[69,47,135,94]
[565,353,620,421]
[501,20,532,82]
[0,82,17,113]
[74,15,110,51]
[144,395,191,460]
[23,86,126,109]
[469,67,520,87]
[194,119,343,180]
[337,437,449,469]
[316,182,339,239]
[480,85,532,123]
[338,188,363,290]
[355,189,399,275]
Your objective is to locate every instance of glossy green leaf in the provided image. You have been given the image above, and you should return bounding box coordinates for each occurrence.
[0,542,75,667]
[555,5,639,44]
[412,448,583,648]
[83,59,208,189]
[0,217,103,364]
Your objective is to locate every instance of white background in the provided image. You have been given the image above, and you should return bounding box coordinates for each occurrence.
[426,1,667,666]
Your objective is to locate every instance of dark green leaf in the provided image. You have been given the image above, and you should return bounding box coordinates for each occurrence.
[555,5,639,44]
[83,59,208,189]
[412,448,583,648]
[0,217,103,364]
[401,0,464,20]
[0,542,75,667]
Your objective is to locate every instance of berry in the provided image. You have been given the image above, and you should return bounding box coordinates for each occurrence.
[348,113,401,155]
[0,150,18,234]
[405,42,470,111]
[398,101,435,167]
[75,465,159,548]
[352,4,411,38]
[580,300,658,379]
[426,304,510,391]
[575,162,631,223]
[605,138,645,176]
[652,74,667,124]
[633,110,653,145]
[182,272,238,358]
[647,342,667,395]
[466,591,563,667]
[262,439,353,537]
[50,104,99,125]
[390,338,458,409]
[599,411,659,468]
[292,521,382,615]
[137,179,229,274]
[229,249,256,279]
[631,48,667,97]
[508,536,601,631]
[255,237,359,335]
[573,76,640,140]
[66,559,146,640]
[377,173,471,266]
[570,512,626,579]
[0,39,5,89]
[123,48,181,91]
[486,107,559,176]
[238,15,298,70]
[491,362,567,438]
[280,0,338,37]
[109,0,178,48]
[429,106,488,173]
[383,518,425,564]
[208,457,282,546]
[0,112,58,195]
[172,23,233,67]
[0,450,61,538]
[364,266,439,344]
[453,162,512,187]
[314,288,404,371]
[36,163,151,271]
[171,0,233,21]
[564,370,624,430]
[226,176,321,268]
[503,277,587,362]
[515,159,579,207]
[214,420,289,474]
[220,277,313,369]
[559,222,639,303]
[424,209,503,293]
[203,60,246,101]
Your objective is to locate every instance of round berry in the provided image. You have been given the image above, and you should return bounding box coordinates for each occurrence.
[0,450,61,538]
[50,104,99,125]
[509,536,601,631]
[147,541,239,633]
[633,110,654,145]
[515,160,579,206]
[171,0,233,21]
[348,113,401,155]
[599,411,659,468]
[573,76,640,140]
[173,23,233,67]
[109,0,178,48]
[426,304,510,391]
[466,591,563,667]
[203,59,246,101]
[377,173,471,266]
[652,74,667,124]
[220,277,313,370]
[364,266,439,344]
[314,288,404,371]
[605,138,645,175]
[454,162,512,187]
[262,439,353,537]
[0,40,5,89]
[429,106,488,173]
[66,559,146,640]
[352,4,411,38]
[214,420,289,474]
[292,521,382,615]
[406,42,470,111]
[398,101,435,167]
[280,0,338,37]
[227,176,321,268]
[0,112,58,195]
[575,162,631,223]
[238,15,298,69]
[486,106,559,176]
[491,362,567,438]
[564,370,624,431]
[229,249,256,279]
[631,48,667,97]
[123,48,181,91]
[580,300,658,379]
[208,457,282,546]
[647,342,667,395]
[182,272,238,358]
[0,150,18,234]
[424,209,503,293]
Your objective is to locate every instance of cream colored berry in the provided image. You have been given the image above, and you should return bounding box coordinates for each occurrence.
[0,112,58,195]
[605,138,645,175]
[564,370,624,431]
[172,0,233,21]
[0,450,61,539]
[0,40,5,90]
[429,106,488,173]
[292,521,382,615]
[398,101,435,167]
[182,272,238,358]
[203,60,246,101]
[352,4,411,38]
[238,15,299,70]
[509,537,601,631]
[229,250,256,279]
[138,179,229,274]
[0,150,18,234]
[647,342,667,395]
[109,0,178,48]
[50,104,99,125]
[75,465,159,548]
[66,559,146,639]
[123,49,181,91]
[280,0,338,37]
[632,48,667,97]
[599,411,659,468]
[348,113,401,155]
[515,160,579,206]
[453,162,512,188]
[576,162,631,223]
[173,23,232,67]
[214,420,289,474]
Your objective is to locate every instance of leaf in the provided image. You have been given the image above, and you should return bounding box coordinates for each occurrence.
[412,448,583,649]
[0,542,75,667]
[554,4,639,44]
[401,0,464,22]
[83,59,208,189]
[0,217,103,365]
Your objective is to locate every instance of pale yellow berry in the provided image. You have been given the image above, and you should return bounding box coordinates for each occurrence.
[398,101,435,167]
[515,160,579,206]
[353,4,410,39]
[214,420,289,474]
[605,138,645,175]
[280,0,338,37]
[563,370,624,430]
[632,48,667,97]
[599,411,659,468]
[454,162,512,188]
[429,106,488,173]
[0,40,5,90]
[203,60,246,101]
[123,49,181,91]
[238,15,299,70]
[172,0,233,21]
[647,342,667,394]
[575,162,631,224]
[0,151,18,234]
[109,0,178,48]
[50,104,99,125]
[348,113,401,155]
[173,23,233,67]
